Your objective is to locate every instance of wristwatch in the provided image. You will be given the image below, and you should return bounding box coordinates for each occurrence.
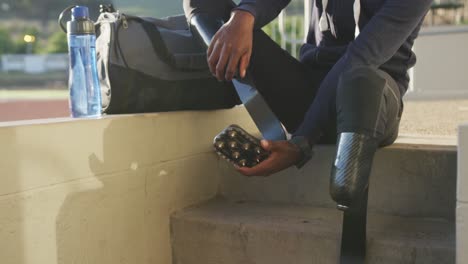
[288,136,314,169]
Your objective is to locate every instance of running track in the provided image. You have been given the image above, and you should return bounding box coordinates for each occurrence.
[0,100,69,122]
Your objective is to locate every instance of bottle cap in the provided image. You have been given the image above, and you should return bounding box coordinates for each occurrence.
[72,6,89,20]
[67,6,95,35]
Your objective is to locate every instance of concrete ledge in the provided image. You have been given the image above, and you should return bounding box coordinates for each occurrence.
[458,124,468,202]
[0,107,459,264]
[0,107,258,197]
[0,107,257,264]
[171,199,455,264]
[457,123,468,264]
[457,202,468,264]
[393,134,456,151]
[219,133,457,219]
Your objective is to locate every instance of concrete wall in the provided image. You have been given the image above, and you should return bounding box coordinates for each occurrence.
[0,108,256,264]
[458,124,468,264]
[0,106,459,263]
[409,26,468,98]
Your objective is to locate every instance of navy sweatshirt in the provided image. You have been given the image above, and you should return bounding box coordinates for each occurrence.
[235,0,432,142]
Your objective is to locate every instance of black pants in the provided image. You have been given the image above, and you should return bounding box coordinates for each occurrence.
[185,0,403,146]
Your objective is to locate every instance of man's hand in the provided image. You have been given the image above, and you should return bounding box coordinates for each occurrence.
[207,10,254,81]
[236,140,302,177]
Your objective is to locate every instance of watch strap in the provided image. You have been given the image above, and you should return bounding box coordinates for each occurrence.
[288,136,313,169]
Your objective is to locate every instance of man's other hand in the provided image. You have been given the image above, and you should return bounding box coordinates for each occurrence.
[207,10,254,81]
[236,140,302,177]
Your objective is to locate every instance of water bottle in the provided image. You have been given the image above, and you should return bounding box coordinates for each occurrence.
[59,6,102,118]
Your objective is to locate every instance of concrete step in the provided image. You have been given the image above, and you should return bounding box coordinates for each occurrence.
[171,199,455,264]
[218,137,457,220]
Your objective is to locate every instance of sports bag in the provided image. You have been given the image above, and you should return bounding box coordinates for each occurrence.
[95,9,239,114]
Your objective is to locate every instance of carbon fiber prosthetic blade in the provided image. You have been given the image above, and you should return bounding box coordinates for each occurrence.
[330,133,378,210]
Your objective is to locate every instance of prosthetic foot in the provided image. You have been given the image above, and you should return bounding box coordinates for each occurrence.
[189,13,286,141]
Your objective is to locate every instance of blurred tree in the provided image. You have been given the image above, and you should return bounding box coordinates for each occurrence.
[0,27,15,55]
[14,26,40,54]
[46,30,68,53]
[6,0,113,26]
[112,0,182,17]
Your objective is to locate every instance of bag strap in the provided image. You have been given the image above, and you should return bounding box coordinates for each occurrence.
[172,53,208,70]
[133,16,209,70]
[136,17,177,67]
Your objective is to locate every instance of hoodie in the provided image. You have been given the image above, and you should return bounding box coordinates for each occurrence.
[235,0,432,142]
[235,0,433,94]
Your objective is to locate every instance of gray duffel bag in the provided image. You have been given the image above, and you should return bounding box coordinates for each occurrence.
[95,10,239,114]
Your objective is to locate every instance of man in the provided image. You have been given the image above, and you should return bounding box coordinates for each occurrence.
[184,0,432,209]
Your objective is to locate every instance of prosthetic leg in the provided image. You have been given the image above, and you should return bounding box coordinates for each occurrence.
[332,133,377,263]
[189,13,286,141]
[331,67,396,263]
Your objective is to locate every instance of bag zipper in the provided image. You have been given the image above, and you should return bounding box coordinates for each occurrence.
[121,14,129,29]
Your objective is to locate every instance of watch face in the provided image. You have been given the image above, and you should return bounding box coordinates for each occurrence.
[213,125,270,168]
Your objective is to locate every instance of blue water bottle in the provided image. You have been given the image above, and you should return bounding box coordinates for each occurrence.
[59,6,102,118]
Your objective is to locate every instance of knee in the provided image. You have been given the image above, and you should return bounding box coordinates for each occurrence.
[336,67,387,136]
[337,67,386,100]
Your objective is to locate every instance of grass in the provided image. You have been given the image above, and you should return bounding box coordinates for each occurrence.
[0,71,67,88]
[0,89,68,100]
[0,71,65,80]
